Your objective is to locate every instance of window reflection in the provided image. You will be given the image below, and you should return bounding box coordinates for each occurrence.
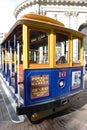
[72,38,81,63]
[29,30,48,64]
[56,33,69,64]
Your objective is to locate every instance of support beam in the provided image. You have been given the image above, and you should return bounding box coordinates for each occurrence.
[49,29,55,68]
[80,38,84,66]
[14,34,17,93]
[8,40,11,86]
[23,24,29,69]
[69,34,72,67]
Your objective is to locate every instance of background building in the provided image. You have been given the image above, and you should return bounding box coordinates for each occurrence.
[14,0,87,59]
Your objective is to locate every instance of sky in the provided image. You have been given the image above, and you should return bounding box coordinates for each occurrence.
[0,0,16,32]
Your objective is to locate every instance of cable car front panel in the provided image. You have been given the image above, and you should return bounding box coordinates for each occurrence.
[23,67,83,106]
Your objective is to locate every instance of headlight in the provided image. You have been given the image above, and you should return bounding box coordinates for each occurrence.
[59,80,64,87]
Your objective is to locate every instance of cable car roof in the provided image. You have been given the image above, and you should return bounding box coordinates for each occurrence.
[1,13,85,44]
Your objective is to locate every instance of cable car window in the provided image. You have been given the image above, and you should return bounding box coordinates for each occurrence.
[56,32,69,64]
[72,38,81,63]
[29,30,48,64]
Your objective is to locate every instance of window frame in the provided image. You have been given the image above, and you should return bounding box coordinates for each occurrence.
[55,31,70,68]
[28,27,50,69]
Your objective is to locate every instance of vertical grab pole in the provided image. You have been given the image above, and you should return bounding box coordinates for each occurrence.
[5,43,8,80]
[69,34,73,67]
[14,34,17,93]
[8,40,11,86]
[10,46,12,86]
[23,24,29,105]
[49,29,55,67]
[2,45,5,76]
[4,43,7,78]
[17,41,21,106]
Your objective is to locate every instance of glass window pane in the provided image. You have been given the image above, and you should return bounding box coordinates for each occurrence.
[72,38,81,63]
[29,30,48,64]
[56,32,69,64]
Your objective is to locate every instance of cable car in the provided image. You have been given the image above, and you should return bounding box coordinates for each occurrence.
[0,14,84,123]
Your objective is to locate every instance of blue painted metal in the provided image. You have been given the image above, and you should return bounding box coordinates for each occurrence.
[14,34,17,93]
[5,43,8,80]
[14,34,17,52]
[14,72,17,93]
[23,67,83,106]
[6,41,10,83]
[2,63,5,77]
[1,44,5,77]
[6,64,9,81]
[8,40,11,86]
[1,64,83,108]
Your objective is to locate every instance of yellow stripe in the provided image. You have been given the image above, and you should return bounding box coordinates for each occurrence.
[23,24,29,69]
[80,38,84,66]
[49,29,55,68]
[14,52,17,72]
[2,48,5,64]
[69,34,73,67]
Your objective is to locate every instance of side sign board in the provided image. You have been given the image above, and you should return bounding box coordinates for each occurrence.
[31,75,49,99]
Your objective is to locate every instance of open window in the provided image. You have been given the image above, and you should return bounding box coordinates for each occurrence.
[56,32,69,65]
[72,38,81,65]
[29,29,49,66]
